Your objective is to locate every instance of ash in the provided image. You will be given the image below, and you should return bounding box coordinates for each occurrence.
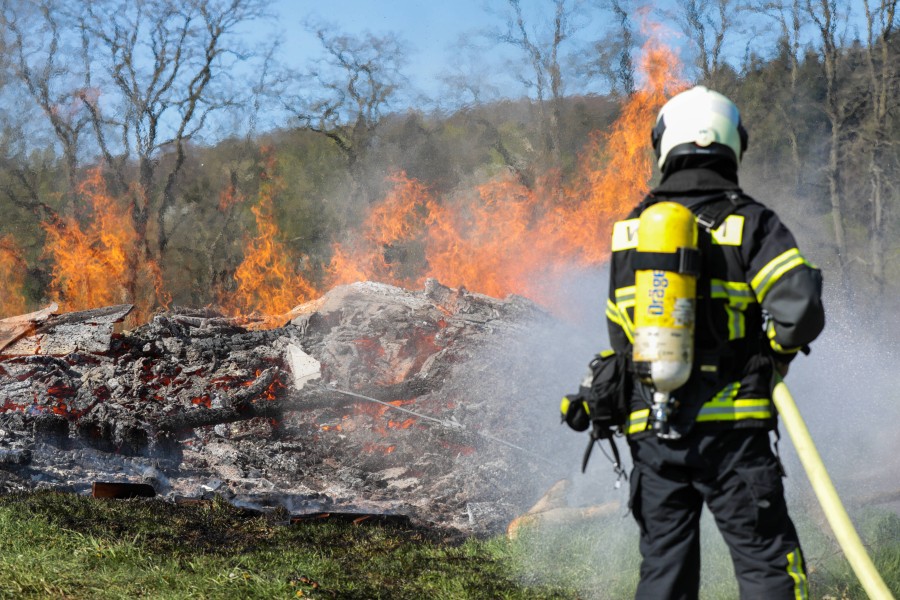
[0,280,583,534]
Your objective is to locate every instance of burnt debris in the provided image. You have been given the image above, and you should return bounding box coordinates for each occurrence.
[0,280,570,534]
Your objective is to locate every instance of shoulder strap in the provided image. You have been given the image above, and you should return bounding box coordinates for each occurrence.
[687,191,755,232]
[634,191,757,230]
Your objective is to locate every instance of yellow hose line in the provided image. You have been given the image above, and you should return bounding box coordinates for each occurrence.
[772,378,895,600]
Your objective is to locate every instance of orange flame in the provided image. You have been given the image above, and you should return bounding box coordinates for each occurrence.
[328,173,436,290]
[37,167,168,323]
[221,148,318,320]
[22,32,683,326]
[0,236,28,317]
[327,36,685,307]
[43,169,136,309]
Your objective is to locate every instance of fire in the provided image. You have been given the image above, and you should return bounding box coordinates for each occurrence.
[328,173,436,290]
[4,30,683,326]
[362,443,396,454]
[221,148,318,321]
[326,36,685,307]
[351,398,419,435]
[0,236,27,317]
[41,167,165,323]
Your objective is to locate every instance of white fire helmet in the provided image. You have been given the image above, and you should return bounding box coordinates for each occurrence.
[651,85,748,170]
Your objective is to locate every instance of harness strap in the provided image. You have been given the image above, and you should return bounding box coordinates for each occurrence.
[691,191,751,232]
[632,247,702,276]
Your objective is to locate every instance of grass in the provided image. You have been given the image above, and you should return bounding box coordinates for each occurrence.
[0,490,577,599]
[506,501,900,600]
[0,490,897,599]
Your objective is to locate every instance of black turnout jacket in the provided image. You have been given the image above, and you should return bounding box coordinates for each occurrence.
[606,168,825,438]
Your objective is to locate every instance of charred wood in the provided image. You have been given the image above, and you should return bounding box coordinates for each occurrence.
[2,304,132,356]
[0,303,58,353]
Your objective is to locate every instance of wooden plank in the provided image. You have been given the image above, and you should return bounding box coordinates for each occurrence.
[2,304,132,356]
[91,482,156,499]
[0,304,58,354]
[505,479,619,539]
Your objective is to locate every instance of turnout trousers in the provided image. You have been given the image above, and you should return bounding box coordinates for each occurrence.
[628,429,808,600]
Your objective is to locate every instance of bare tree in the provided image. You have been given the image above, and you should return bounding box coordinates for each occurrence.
[1,0,271,313]
[805,0,853,296]
[437,34,503,108]
[674,0,738,84]
[861,0,897,299]
[609,0,635,95]
[0,0,90,215]
[746,0,808,189]
[291,23,407,204]
[80,0,268,252]
[496,0,581,171]
[577,0,636,97]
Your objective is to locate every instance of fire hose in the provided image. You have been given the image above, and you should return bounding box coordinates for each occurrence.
[772,377,895,599]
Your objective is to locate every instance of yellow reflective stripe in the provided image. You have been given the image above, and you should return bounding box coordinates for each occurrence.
[615,285,636,307]
[751,248,813,302]
[696,382,773,422]
[713,381,739,402]
[720,280,754,301]
[710,214,744,245]
[613,214,744,250]
[626,409,650,434]
[606,298,634,344]
[696,399,773,421]
[723,305,742,339]
[611,219,640,251]
[710,280,755,340]
[767,322,803,354]
[628,392,773,431]
[786,548,809,600]
[610,287,636,343]
[606,298,622,324]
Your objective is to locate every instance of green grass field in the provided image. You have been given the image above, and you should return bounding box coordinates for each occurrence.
[0,490,897,599]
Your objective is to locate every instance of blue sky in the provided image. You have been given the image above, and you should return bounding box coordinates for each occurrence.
[237,0,841,126]
[270,0,496,98]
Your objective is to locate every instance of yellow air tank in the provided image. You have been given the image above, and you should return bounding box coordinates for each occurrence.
[633,202,698,437]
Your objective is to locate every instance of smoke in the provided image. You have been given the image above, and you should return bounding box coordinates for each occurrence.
[743,165,900,508]
[778,293,900,503]
[455,264,633,512]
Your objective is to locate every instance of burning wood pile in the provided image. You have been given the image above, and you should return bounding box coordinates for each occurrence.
[0,279,578,534]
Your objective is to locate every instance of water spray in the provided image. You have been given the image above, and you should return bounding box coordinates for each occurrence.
[327,386,559,467]
[773,377,895,600]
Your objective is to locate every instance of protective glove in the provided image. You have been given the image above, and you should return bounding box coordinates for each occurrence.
[560,391,591,432]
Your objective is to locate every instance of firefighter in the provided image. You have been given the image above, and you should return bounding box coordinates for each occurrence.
[607,86,825,599]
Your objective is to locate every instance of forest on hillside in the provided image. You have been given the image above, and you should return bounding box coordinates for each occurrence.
[0,0,897,335]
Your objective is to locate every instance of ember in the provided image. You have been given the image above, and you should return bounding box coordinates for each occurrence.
[0,280,587,534]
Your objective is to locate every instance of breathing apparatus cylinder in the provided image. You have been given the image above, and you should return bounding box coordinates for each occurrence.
[632,202,698,439]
